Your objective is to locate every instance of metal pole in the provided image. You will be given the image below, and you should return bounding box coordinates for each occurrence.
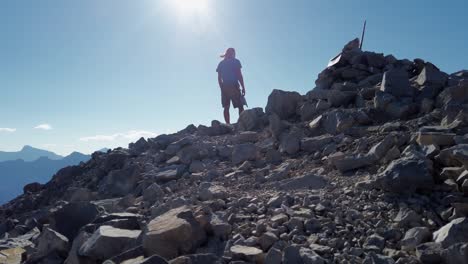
[360,20,367,50]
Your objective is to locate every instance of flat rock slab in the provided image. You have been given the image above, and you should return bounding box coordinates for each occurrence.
[230,245,263,263]
[79,226,141,261]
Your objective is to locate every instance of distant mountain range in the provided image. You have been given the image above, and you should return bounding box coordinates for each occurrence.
[0,146,96,205]
[0,145,63,162]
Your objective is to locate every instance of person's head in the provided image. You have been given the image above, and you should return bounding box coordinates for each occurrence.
[221,48,236,59]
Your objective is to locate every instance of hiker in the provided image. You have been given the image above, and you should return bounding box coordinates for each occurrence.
[216,48,246,124]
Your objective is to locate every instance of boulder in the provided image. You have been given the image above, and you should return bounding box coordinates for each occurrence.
[149,165,187,183]
[374,156,433,193]
[416,64,448,88]
[416,242,443,264]
[416,132,455,147]
[300,135,334,153]
[306,89,356,107]
[258,232,278,251]
[330,153,376,172]
[232,143,258,165]
[322,110,355,134]
[436,144,468,169]
[394,208,422,228]
[436,80,468,108]
[64,231,93,264]
[103,165,142,196]
[79,226,141,261]
[401,227,431,251]
[279,131,301,155]
[442,243,468,264]
[300,247,326,264]
[23,182,43,194]
[265,89,302,119]
[282,245,302,264]
[49,202,101,241]
[198,184,228,201]
[236,131,259,143]
[33,227,69,260]
[433,217,468,248]
[230,245,263,263]
[268,113,286,139]
[381,69,414,97]
[362,252,395,264]
[265,248,282,264]
[142,206,206,260]
[238,107,265,131]
[143,183,165,203]
[129,137,150,154]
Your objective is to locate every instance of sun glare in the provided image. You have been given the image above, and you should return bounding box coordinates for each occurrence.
[167,0,210,18]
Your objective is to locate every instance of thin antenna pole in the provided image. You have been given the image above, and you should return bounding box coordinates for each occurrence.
[360,20,367,50]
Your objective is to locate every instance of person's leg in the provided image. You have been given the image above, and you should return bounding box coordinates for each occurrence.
[224,106,230,124]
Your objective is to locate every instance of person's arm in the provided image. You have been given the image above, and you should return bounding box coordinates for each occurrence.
[237,68,245,95]
[218,72,223,90]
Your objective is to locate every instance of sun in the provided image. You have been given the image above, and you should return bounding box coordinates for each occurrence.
[167,0,211,18]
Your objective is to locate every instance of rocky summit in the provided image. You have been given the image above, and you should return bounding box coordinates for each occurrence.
[1,40,468,264]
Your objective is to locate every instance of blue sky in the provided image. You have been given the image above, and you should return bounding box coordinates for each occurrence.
[1,0,467,155]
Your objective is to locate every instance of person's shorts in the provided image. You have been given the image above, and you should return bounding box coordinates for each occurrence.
[221,83,242,108]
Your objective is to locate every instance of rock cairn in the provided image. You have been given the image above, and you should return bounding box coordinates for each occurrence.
[1,40,468,264]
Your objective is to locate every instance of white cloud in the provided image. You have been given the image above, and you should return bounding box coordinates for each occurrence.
[34,124,53,130]
[80,130,158,142]
[0,128,16,132]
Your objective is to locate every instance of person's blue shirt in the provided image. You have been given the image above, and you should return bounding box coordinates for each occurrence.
[216,58,242,85]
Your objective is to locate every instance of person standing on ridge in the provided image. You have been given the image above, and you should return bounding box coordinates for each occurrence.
[216,48,246,124]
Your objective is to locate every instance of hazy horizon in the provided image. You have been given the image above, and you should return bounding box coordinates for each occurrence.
[1,0,467,155]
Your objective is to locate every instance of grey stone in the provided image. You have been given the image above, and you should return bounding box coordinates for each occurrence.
[375,157,433,193]
[401,227,431,251]
[279,131,301,155]
[266,89,302,120]
[442,243,468,264]
[331,153,376,172]
[364,234,385,251]
[416,242,443,264]
[275,174,327,190]
[142,206,206,259]
[264,247,282,264]
[199,185,228,201]
[79,226,141,261]
[299,247,325,264]
[232,143,258,165]
[381,69,414,97]
[33,227,70,260]
[238,108,265,131]
[143,183,165,203]
[416,64,448,88]
[394,208,422,228]
[433,217,468,248]
[300,135,334,153]
[283,245,303,264]
[258,232,278,251]
[49,202,101,241]
[363,252,395,264]
[169,253,219,264]
[230,245,263,263]
[417,132,455,147]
